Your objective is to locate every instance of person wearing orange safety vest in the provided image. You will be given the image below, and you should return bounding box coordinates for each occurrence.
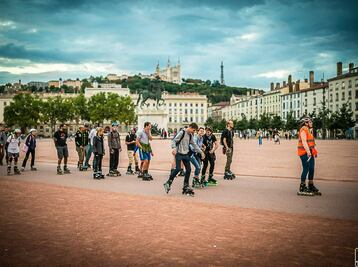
[297,117,321,196]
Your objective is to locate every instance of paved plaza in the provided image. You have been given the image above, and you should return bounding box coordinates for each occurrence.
[0,139,357,266]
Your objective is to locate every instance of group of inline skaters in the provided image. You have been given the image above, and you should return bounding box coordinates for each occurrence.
[0,115,321,197]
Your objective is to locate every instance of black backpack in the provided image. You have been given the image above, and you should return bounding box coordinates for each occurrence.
[175,129,192,146]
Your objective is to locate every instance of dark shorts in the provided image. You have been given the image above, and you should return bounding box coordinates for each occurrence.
[8,152,19,159]
[56,146,69,159]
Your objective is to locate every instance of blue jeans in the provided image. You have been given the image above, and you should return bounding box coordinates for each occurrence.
[300,154,315,183]
[84,144,92,167]
[190,154,201,177]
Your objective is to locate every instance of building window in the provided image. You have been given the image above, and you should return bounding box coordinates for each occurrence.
[342,92,345,101]
[342,82,345,89]
[283,103,285,109]
[356,102,358,111]
[169,117,172,122]
[348,90,352,99]
[174,103,177,107]
[201,103,204,107]
[335,93,339,101]
[313,98,316,105]
[355,79,358,87]
[169,103,172,107]
[348,80,352,88]
[4,102,6,106]
[356,90,358,99]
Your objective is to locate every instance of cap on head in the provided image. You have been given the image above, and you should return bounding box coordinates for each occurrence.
[300,116,312,123]
[112,121,119,127]
[29,128,37,133]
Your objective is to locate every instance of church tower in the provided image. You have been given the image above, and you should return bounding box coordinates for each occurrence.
[220,61,225,85]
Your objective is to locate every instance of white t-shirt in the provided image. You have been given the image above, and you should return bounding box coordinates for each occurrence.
[89,128,97,146]
[7,135,21,154]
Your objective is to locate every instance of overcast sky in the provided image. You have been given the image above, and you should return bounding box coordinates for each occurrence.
[0,0,357,89]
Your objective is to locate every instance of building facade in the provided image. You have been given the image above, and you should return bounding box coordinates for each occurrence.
[154,59,181,84]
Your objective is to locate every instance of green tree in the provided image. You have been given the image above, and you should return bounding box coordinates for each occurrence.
[271,115,284,130]
[40,96,74,131]
[258,113,272,130]
[235,114,248,131]
[248,118,258,130]
[4,94,42,131]
[87,93,108,125]
[285,111,298,131]
[334,103,355,138]
[72,94,90,125]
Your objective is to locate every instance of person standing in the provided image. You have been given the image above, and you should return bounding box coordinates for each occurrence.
[75,125,89,171]
[297,117,320,196]
[85,126,97,169]
[53,124,71,175]
[136,122,154,181]
[108,122,121,176]
[21,128,37,171]
[258,130,263,146]
[0,125,7,166]
[125,128,139,175]
[201,127,219,186]
[93,127,105,179]
[191,127,205,188]
[221,120,235,180]
[6,129,22,175]
[163,123,205,196]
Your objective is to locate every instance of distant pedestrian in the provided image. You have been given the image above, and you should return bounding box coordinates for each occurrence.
[201,127,219,186]
[136,122,154,181]
[93,127,105,179]
[21,128,37,171]
[258,130,263,146]
[6,129,22,175]
[125,128,139,175]
[108,122,121,176]
[53,124,71,175]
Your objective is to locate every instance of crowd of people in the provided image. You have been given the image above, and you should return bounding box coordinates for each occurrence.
[0,116,321,197]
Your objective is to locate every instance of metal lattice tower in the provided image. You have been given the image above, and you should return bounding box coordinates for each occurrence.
[220,61,225,85]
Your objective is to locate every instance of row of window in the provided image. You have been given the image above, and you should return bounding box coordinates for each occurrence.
[332,79,358,89]
[168,103,204,107]
[169,116,204,123]
[169,108,205,114]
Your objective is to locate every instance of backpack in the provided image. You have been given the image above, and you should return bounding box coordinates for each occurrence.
[175,129,192,147]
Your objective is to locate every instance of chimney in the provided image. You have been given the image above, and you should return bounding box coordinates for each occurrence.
[295,80,300,91]
[309,71,314,87]
[276,82,280,90]
[283,81,287,87]
[19,79,21,85]
[337,62,342,76]
[288,75,293,92]
[349,62,354,72]
[270,82,274,91]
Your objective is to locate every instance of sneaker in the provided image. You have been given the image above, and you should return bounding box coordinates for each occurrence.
[200,175,208,187]
[192,177,201,188]
[31,166,37,171]
[182,186,195,196]
[308,183,322,196]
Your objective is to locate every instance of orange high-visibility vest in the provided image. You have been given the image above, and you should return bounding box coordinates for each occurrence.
[297,126,317,156]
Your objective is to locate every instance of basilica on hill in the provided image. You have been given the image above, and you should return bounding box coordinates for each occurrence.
[154,58,181,84]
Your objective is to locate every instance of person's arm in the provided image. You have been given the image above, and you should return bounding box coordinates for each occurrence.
[211,137,219,153]
[136,132,142,149]
[171,130,184,155]
[300,130,311,156]
[125,136,131,145]
[53,132,58,147]
[108,132,113,151]
[75,132,81,147]
[148,131,153,141]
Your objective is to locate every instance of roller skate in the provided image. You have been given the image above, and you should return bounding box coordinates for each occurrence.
[63,166,71,174]
[126,166,134,175]
[200,175,208,188]
[142,172,152,181]
[7,166,11,175]
[297,183,314,196]
[163,180,172,194]
[20,167,25,172]
[137,171,143,179]
[224,171,235,180]
[93,172,101,180]
[147,173,153,180]
[31,166,37,171]
[192,177,201,188]
[178,169,185,177]
[81,165,88,171]
[13,166,21,175]
[308,183,322,196]
[106,170,117,177]
[207,174,218,186]
[57,166,63,175]
[114,169,121,176]
[182,185,195,197]
[135,165,140,174]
